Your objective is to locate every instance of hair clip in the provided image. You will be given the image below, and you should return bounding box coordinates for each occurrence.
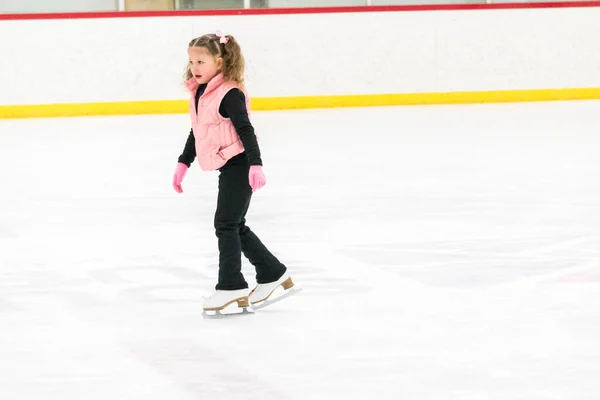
[215,30,229,44]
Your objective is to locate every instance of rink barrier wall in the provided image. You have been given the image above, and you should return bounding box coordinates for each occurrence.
[2,2,600,119]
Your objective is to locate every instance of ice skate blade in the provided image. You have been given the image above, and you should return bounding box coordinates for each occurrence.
[202,307,254,319]
[203,296,249,312]
[251,286,302,310]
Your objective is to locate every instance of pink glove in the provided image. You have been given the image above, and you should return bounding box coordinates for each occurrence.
[172,163,188,193]
[248,165,266,192]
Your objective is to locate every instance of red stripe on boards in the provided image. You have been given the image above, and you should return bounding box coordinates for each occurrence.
[1,2,600,21]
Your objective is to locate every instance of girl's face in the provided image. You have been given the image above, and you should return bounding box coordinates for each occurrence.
[188,46,222,84]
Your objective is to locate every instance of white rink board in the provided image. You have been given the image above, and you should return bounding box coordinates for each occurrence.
[1,6,600,105]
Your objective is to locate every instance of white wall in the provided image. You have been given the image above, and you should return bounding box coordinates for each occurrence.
[0,0,117,13]
[268,0,365,6]
[2,6,600,106]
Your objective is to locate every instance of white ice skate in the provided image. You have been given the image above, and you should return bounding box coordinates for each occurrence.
[202,289,253,318]
[249,271,301,310]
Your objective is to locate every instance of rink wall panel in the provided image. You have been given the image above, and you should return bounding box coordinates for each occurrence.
[2,3,600,118]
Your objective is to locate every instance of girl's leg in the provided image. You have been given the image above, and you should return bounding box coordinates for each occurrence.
[213,164,251,290]
[239,216,287,284]
[232,166,287,284]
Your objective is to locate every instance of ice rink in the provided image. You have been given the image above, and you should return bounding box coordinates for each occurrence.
[1,101,599,399]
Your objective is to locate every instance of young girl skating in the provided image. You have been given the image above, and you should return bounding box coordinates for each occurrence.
[172,31,295,314]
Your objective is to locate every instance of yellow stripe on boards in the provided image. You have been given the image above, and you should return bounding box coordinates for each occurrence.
[0,100,186,119]
[1,88,600,119]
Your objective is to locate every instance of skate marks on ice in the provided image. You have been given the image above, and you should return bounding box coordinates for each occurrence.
[337,234,600,289]
[0,284,166,400]
[0,294,19,313]
[0,256,220,334]
[123,339,293,400]
[84,251,373,305]
[62,254,342,316]
[85,256,218,305]
[0,259,108,314]
[0,222,17,238]
[0,248,371,319]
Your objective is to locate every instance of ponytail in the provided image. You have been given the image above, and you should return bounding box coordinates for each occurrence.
[221,35,245,84]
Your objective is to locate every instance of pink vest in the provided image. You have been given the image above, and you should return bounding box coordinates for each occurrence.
[185,73,249,171]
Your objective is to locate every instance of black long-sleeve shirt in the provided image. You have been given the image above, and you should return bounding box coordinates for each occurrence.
[177,85,262,168]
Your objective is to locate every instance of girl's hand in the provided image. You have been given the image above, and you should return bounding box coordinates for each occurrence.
[172,163,188,193]
[248,165,266,192]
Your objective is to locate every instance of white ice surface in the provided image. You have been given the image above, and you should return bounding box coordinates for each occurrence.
[1,101,600,399]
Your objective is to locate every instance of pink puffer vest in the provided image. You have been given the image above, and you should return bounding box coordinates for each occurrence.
[185,73,249,171]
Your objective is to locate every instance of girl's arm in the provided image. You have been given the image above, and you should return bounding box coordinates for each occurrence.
[219,89,263,166]
[178,129,197,167]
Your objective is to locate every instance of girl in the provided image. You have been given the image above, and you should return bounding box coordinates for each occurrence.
[172,31,294,313]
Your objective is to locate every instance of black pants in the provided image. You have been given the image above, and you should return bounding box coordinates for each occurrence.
[214,155,287,290]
